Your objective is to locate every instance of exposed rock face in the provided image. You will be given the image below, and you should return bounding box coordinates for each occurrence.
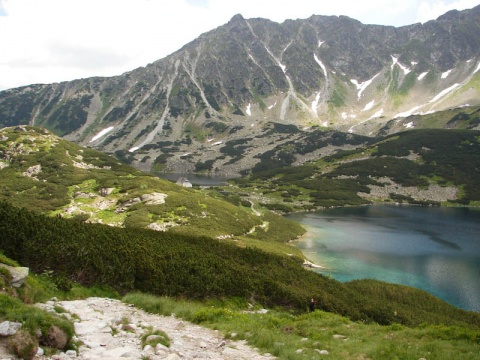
[359,178,459,202]
[0,6,479,175]
[117,192,168,211]
[99,188,115,197]
[140,192,168,205]
[22,164,42,179]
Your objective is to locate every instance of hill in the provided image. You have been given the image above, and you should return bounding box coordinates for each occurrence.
[1,200,479,329]
[231,128,480,211]
[0,125,304,249]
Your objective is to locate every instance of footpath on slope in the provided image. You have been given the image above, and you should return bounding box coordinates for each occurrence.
[3,297,276,360]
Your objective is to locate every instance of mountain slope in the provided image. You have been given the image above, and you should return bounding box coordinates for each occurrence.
[0,7,480,175]
[0,126,304,244]
[231,128,480,210]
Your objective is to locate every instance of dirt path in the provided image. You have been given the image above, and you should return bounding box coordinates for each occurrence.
[30,297,276,360]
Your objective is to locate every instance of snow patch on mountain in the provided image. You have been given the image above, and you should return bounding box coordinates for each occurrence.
[351,73,379,100]
[363,100,375,111]
[90,126,114,143]
[474,62,480,74]
[342,112,357,120]
[395,105,423,118]
[430,83,460,103]
[284,41,292,52]
[368,108,384,120]
[418,72,428,81]
[313,54,327,78]
[391,56,411,75]
[311,92,321,114]
[246,103,252,116]
[441,69,453,79]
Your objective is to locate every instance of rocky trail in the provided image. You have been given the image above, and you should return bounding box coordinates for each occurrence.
[1,297,276,360]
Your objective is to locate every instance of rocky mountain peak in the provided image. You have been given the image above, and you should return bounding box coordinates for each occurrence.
[0,6,479,176]
[228,13,245,23]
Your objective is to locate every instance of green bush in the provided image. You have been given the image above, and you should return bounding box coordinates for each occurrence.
[141,329,170,348]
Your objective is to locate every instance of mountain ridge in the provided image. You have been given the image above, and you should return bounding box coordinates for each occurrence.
[1,6,480,176]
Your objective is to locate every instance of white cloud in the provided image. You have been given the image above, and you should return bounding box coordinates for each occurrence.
[416,0,480,24]
[0,0,7,16]
[0,0,477,90]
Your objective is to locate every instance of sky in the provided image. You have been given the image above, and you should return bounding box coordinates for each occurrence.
[1,0,479,91]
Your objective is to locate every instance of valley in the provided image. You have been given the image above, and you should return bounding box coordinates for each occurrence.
[0,5,480,359]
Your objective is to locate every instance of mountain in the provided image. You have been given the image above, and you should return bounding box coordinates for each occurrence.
[0,6,480,176]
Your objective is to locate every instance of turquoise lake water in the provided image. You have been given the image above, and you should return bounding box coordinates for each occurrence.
[287,205,480,312]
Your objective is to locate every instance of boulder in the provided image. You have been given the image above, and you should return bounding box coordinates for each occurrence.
[145,334,162,343]
[0,321,22,336]
[0,264,29,287]
[22,164,42,178]
[141,192,167,205]
[65,350,77,357]
[99,188,115,197]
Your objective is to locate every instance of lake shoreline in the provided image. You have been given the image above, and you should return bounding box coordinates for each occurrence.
[289,224,330,271]
[287,205,480,312]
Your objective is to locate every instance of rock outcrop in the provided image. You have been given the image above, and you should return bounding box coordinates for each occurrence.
[0,264,29,288]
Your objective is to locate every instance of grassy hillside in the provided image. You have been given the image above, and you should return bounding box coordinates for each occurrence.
[1,245,479,360]
[1,126,480,359]
[1,201,479,330]
[125,292,480,360]
[232,128,480,211]
[0,126,304,247]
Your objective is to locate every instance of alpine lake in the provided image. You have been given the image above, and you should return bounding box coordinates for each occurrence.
[287,205,480,313]
[156,173,480,313]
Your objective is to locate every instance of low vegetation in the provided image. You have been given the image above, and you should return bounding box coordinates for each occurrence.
[1,201,479,330]
[0,126,297,239]
[1,125,480,359]
[124,292,480,360]
[233,129,480,210]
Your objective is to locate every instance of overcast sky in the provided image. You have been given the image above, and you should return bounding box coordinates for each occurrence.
[1,0,479,90]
